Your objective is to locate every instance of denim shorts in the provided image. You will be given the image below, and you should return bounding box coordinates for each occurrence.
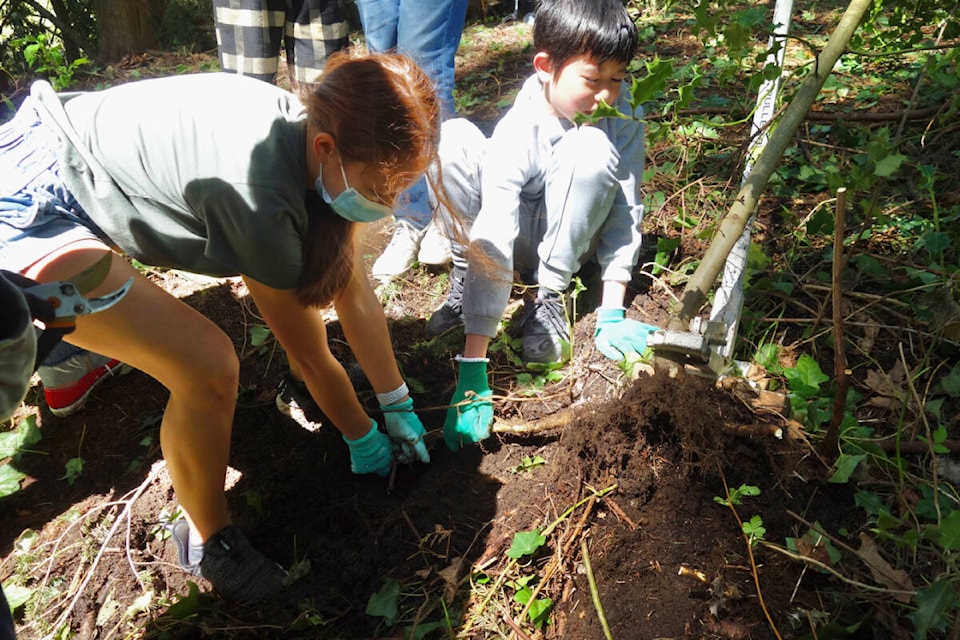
[0,98,107,274]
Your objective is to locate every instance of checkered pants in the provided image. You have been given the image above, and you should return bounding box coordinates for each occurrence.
[213,0,348,85]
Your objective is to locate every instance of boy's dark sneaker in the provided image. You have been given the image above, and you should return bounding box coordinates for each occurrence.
[425,267,465,338]
[199,525,287,602]
[276,371,324,425]
[167,518,203,576]
[521,292,570,364]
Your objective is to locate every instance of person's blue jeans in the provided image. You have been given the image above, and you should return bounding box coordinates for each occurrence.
[356,0,467,229]
[355,0,466,119]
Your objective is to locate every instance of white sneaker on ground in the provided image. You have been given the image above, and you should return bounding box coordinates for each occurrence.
[372,219,426,284]
[417,220,452,266]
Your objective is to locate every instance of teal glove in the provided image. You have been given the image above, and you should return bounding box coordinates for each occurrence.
[343,419,393,476]
[444,357,494,451]
[381,397,430,464]
[593,308,659,361]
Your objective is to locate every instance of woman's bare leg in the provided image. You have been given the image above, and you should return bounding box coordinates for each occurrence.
[29,248,238,541]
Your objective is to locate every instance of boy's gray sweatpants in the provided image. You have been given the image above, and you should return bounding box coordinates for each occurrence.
[431,118,621,338]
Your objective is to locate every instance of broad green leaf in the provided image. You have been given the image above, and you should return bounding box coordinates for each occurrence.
[0,464,26,497]
[366,578,400,625]
[3,584,32,611]
[829,453,865,483]
[939,364,960,397]
[0,414,42,460]
[165,581,201,619]
[96,592,121,627]
[123,590,154,619]
[909,579,957,638]
[753,343,779,370]
[916,231,950,259]
[933,509,960,550]
[513,585,533,605]
[789,354,830,393]
[249,325,272,347]
[742,515,766,544]
[873,153,906,177]
[527,597,553,629]
[506,530,546,559]
[628,57,674,110]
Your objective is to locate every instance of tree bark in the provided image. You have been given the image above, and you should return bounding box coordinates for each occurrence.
[95,0,157,63]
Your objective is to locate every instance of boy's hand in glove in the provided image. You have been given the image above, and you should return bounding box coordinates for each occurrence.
[593,307,658,361]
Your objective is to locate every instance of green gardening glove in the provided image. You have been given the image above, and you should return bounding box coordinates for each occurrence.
[593,308,659,361]
[343,419,393,476]
[444,357,494,451]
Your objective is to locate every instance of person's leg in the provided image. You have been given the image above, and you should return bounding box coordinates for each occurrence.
[423,118,484,337]
[212,0,285,83]
[396,0,468,120]
[368,0,467,280]
[26,248,285,600]
[370,177,433,283]
[538,126,619,296]
[285,0,349,86]
[354,0,399,53]
[522,126,619,363]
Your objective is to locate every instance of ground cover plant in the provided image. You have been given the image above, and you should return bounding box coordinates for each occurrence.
[1,0,959,638]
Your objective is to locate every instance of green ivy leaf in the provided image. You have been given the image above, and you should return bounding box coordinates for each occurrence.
[365,578,400,625]
[506,530,546,559]
[933,509,960,550]
[527,597,553,629]
[165,581,201,620]
[63,457,84,485]
[829,453,865,483]
[0,464,26,498]
[3,584,32,612]
[873,153,906,177]
[0,414,42,460]
[249,325,272,347]
[909,579,957,638]
[629,57,674,111]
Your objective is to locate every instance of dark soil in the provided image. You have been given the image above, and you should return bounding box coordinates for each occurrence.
[1,18,871,640]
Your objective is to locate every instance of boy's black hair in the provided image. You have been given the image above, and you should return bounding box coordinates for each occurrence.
[533,0,637,72]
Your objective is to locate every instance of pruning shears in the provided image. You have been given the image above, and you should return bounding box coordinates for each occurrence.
[3,254,133,367]
[25,278,132,329]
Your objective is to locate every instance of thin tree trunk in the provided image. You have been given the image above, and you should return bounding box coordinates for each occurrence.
[668,0,874,330]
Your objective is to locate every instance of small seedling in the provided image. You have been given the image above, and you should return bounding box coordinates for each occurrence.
[63,457,84,485]
[512,455,546,474]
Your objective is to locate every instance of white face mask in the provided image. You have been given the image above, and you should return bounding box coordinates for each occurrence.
[316,156,393,223]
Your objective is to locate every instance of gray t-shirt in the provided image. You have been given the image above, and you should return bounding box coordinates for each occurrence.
[30,73,310,289]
